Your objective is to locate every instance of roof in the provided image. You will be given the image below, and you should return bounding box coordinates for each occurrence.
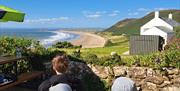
[160,17,180,27]
[155,26,174,33]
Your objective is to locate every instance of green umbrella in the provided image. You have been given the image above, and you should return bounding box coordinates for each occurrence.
[0,5,25,22]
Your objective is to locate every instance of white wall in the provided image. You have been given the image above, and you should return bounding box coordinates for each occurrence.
[140,18,173,35]
[141,27,168,45]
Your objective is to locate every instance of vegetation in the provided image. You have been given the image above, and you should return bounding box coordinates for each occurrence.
[56,32,129,58]
[53,41,81,48]
[175,26,180,38]
[0,36,65,72]
[105,10,180,35]
[131,38,180,69]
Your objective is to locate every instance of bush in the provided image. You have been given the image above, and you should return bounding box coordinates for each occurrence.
[0,36,33,55]
[53,41,73,48]
[83,53,99,64]
[0,36,66,72]
[82,53,125,67]
[174,26,180,38]
[132,38,180,69]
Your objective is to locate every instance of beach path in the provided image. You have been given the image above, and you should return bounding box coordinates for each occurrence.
[61,31,106,48]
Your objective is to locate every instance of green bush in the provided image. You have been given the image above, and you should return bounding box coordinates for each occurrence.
[83,53,99,64]
[132,38,180,69]
[53,41,74,48]
[0,36,33,55]
[0,36,66,72]
[174,26,180,38]
[82,53,125,67]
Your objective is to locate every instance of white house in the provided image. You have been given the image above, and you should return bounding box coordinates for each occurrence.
[140,11,180,45]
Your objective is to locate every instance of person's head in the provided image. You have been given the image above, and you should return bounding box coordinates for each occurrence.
[52,55,69,74]
[49,83,72,91]
[111,77,137,91]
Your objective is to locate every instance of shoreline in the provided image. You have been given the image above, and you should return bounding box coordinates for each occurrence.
[60,30,106,48]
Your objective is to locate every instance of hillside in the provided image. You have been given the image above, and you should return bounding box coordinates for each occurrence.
[105,10,180,35]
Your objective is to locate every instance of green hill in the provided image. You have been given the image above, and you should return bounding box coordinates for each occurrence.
[105,10,180,35]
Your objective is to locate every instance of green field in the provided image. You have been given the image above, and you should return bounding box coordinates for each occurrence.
[56,32,129,57]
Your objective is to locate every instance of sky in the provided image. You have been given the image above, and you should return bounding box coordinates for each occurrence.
[0,0,180,28]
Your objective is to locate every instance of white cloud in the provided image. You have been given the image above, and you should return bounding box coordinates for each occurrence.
[128,12,139,16]
[83,11,106,19]
[85,14,102,18]
[83,10,121,18]
[108,10,120,17]
[154,8,169,11]
[25,17,69,23]
[137,8,150,12]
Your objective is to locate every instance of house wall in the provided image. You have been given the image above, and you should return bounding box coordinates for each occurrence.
[140,18,173,35]
[141,27,168,45]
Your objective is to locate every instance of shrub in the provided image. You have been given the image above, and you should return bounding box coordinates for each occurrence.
[0,36,67,72]
[82,53,125,67]
[0,36,33,55]
[132,38,180,69]
[72,49,81,58]
[83,53,99,64]
[174,26,180,38]
[53,41,74,48]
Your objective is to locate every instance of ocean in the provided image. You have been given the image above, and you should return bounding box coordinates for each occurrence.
[0,28,80,47]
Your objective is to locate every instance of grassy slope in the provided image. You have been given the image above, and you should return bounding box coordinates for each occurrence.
[105,10,180,35]
[57,32,129,57]
[57,10,180,57]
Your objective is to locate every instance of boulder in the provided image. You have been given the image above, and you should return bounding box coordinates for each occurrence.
[128,67,147,79]
[90,65,109,79]
[172,75,180,87]
[162,86,180,91]
[141,82,159,91]
[146,68,155,77]
[158,81,171,88]
[145,76,164,85]
[113,66,128,77]
[167,69,179,75]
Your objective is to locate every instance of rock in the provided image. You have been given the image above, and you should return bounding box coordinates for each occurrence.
[163,76,170,81]
[113,66,128,77]
[162,86,180,91]
[141,82,159,91]
[131,78,144,87]
[107,66,114,76]
[145,76,164,85]
[167,69,179,75]
[158,81,171,88]
[172,75,180,87]
[66,62,180,91]
[128,67,147,79]
[90,65,109,79]
[111,52,117,56]
[147,68,155,77]
[136,87,141,91]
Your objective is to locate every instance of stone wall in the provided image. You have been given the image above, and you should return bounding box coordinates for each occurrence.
[68,61,180,91]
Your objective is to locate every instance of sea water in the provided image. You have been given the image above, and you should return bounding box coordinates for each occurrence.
[0,28,80,47]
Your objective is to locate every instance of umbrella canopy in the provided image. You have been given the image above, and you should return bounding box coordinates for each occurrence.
[0,5,25,22]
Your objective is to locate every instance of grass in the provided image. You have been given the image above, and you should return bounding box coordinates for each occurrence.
[56,46,128,57]
[55,32,129,57]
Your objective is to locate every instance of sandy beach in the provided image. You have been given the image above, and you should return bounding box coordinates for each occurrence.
[61,30,106,48]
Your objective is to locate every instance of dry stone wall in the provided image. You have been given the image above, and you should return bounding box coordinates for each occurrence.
[68,61,180,91]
